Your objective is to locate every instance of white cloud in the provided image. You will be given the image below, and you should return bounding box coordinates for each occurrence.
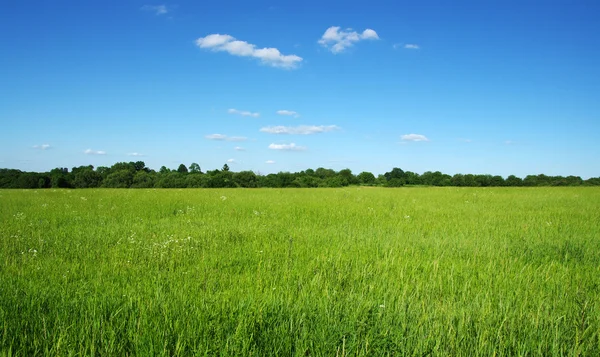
[226,158,236,163]
[205,134,248,142]
[318,26,379,53]
[228,108,260,117]
[127,152,145,156]
[265,160,276,164]
[33,144,51,150]
[260,125,339,135]
[141,5,168,15]
[276,110,300,118]
[234,146,246,151]
[393,43,420,50]
[401,134,429,142]
[196,34,303,69]
[84,149,106,155]
[268,143,306,151]
[205,134,227,140]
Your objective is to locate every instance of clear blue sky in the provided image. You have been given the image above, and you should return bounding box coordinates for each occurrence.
[1,0,599,178]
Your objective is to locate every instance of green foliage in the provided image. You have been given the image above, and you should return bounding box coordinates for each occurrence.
[1,162,599,189]
[1,188,599,355]
[177,164,188,173]
[189,162,201,173]
[357,171,376,185]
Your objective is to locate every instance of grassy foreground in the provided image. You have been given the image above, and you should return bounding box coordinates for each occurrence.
[1,187,599,356]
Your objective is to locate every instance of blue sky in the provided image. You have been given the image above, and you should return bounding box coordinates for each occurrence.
[1,0,599,178]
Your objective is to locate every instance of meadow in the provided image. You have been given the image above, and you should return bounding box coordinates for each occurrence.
[1,187,599,356]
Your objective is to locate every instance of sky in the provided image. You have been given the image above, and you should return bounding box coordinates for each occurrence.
[1,0,599,178]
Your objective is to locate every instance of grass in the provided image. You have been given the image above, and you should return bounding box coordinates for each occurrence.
[1,187,599,356]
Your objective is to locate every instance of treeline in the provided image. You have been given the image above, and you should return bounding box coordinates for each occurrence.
[1,161,599,189]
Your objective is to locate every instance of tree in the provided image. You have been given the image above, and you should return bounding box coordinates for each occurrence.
[384,167,405,180]
[357,171,376,185]
[177,164,188,174]
[131,171,156,188]
[159,166,170,174]
[73,168,102,188]
[505,175,523,186]
[233,171,258,188]
[103,170,134,188]
[189,163,201,173]
[222,164,230,172]
[338,169,358,185]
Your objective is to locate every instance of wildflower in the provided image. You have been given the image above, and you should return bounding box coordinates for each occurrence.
[220,196,227,201]
[404,215,410,219]
[379,304,385,308]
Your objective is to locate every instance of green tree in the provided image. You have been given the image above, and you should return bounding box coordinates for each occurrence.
[189,163,201,173]
[73,168,102,188]
[357,171,376,185]
[233,171,258,188]
[103,170,134,188]
[177,164,188,174]
[222,164,230,172]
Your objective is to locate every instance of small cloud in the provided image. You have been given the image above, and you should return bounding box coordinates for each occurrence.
[401,134,429,142]
[84,149,106,155]
[234,146,246,151]
[505,140,514,145]
[196,34,303,69]
[205,134,248,142]
[33,144,51,150]
[127,152,145,156]
[205,134,227,140]
[227,158,236,163]
[228,108,260,117]
[458,138,472,143]
[141,5,168,15]
[318,26,379,53]
[276,110,300,118]
[265,160,276,164]
[393,43,420,50]
[268,143,306,151]
[260,125,339,135]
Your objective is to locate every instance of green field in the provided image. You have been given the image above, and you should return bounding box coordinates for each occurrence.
[1,188,599,356]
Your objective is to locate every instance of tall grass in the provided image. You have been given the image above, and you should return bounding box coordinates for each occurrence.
[1,187,599,356]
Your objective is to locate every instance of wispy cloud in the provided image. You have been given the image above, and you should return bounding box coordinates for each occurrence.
[234,146,246,151]
[84,149,106,155]
[196,34,303,69]
[393,43,421,50]
[205,134,248,142]
[318,26,379,53]
[458,138,472,143]
[228,108,259,117]
[127,152,146,156]
[276,110,300,118]
[141,5,168,15]
[268,143,306,151]
[260,125,339,135]
[226,158,236,163]
[401,134,429,142]
[33,144,51,150]
[265,160,276,164]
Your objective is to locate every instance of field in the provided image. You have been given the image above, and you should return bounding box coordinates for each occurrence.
[1,187,599,356]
